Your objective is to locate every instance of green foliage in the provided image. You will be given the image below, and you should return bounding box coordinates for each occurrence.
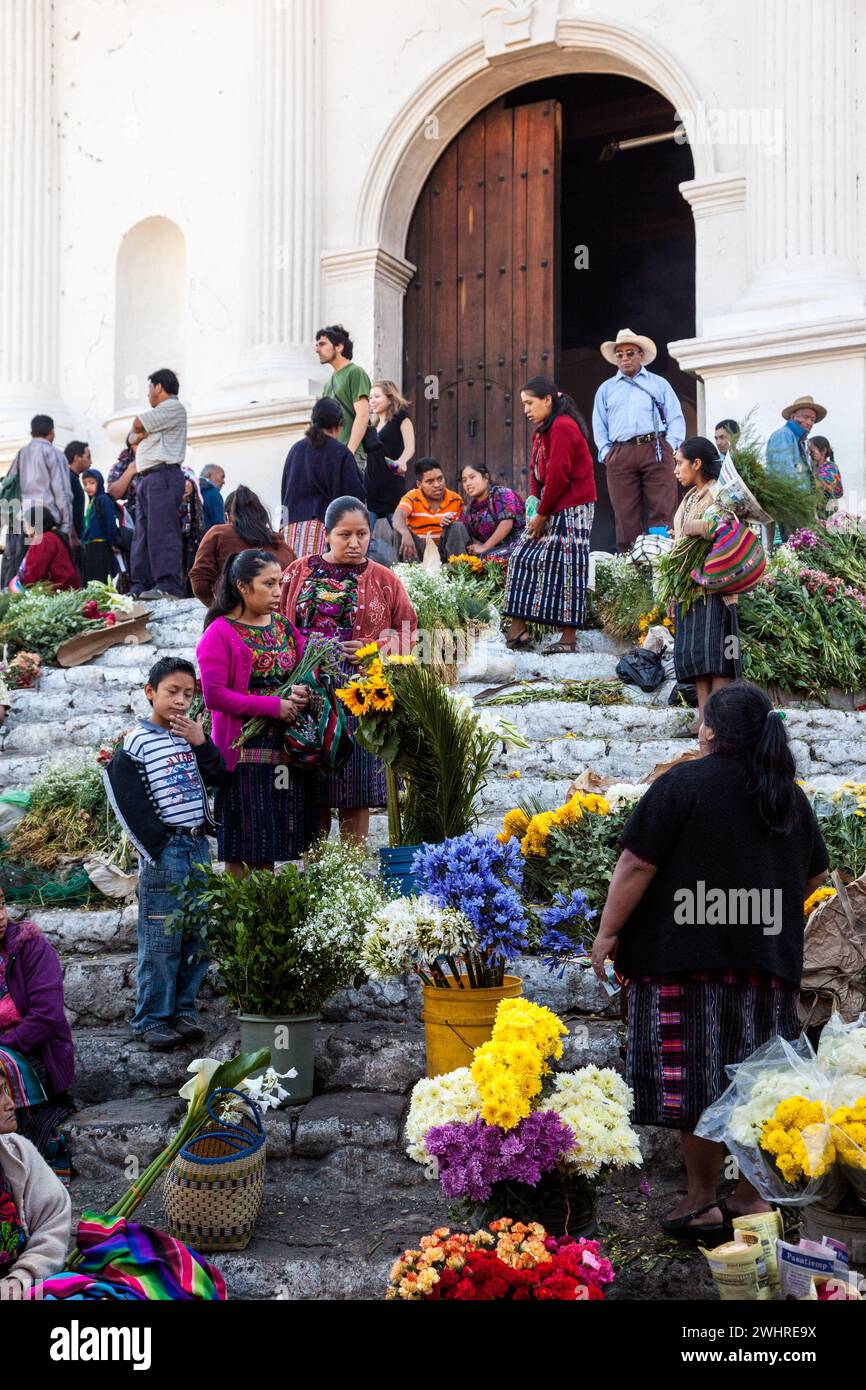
[808,789,866,882]
[0,582,125,661]
[728,417,821,531]
[479,680,624,708]
[739,571,866,698]
[655,537,710,612]
[590,557,654,641]
[4,754,131,870]
[170,861,368,1015]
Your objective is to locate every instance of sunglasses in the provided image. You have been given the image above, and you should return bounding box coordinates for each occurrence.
[614,349,641,359]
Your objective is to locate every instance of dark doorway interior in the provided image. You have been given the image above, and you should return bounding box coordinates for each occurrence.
[505,74,696,549]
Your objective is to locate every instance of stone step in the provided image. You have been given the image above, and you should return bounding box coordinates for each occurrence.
[62,952,230,1028]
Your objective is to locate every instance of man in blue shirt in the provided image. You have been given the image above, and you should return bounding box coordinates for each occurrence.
[765,395,825,485]
[592,328,686,552]
[198,464,226,531]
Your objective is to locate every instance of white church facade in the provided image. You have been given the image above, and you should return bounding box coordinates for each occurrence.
[1,0,864,518]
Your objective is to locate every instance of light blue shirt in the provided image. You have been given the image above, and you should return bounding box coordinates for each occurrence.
[765,419,811,483]
[592,367,686,463]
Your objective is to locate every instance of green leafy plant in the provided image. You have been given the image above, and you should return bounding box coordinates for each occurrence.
[0,582,130,661]
[479,679,624,708]
[170,861,368,1015]
[655,537,710,612]
[590,557,655,641]
[4,754,132,870]
[807,788,866,882]
[726,415,821,532]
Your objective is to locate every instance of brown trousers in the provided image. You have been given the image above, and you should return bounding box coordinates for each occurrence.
[605,439,678,552]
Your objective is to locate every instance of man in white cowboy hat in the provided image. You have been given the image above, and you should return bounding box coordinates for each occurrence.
[765,394,827,485]
[591,328,686,552]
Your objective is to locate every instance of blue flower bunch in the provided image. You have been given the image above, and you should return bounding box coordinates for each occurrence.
[538,889,597,975]
[413,832,529,973]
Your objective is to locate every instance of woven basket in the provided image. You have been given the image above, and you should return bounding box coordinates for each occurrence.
[163,1088,266,1253]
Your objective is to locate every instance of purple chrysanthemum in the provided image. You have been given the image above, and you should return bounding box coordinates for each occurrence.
[425,1111,574,1201]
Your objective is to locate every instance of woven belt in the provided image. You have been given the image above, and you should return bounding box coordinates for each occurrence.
[625,432,667,446]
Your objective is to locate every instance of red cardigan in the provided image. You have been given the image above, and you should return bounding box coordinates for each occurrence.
[530,415,597,515]
[19,532,80,591]
[280,557,417,653]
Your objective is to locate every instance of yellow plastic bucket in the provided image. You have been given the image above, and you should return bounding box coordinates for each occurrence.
[421,976,522,1077]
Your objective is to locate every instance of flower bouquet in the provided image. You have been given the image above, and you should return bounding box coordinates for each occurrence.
[405,997,642,1231]
[234,632,348,771]
[386,1219,614,1301]
[0,648,41,690]
[499,787,645,908]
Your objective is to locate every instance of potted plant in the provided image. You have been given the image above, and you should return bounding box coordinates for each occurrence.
[403,998,642,1236]
[336,650,527,895]
[171,839,383,1102]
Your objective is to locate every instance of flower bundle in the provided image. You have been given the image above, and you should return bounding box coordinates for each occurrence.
[386,1220,614,1301]
[447,553,484,575]
[499,788,634,909]
[405,999,642,1200]
[655,534,712,612]
[412,832,530,985]
[759,1097,835,1183]
[638,605,675,639]
[361,895,479,986]
[235,632,345,748]
[1,649,41,690]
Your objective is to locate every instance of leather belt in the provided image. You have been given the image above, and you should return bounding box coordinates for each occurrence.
[175,824,207,838]
[624,432,667,446]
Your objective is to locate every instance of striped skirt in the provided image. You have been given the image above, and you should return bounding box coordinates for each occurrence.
[625,969,798,1129]
[215,722,318,863]
[674,593,741,681]
[286,519,327,559]
[503,504,593,629]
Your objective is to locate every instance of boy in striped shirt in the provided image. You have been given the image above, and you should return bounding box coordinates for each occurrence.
[104,657,226,1051]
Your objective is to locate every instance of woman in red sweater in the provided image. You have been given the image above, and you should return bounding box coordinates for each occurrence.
[503,376,596,654]
[10,507,80,593]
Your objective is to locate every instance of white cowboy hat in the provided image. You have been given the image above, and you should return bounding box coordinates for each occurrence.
[781,394,827,423]
[600,328,657,367]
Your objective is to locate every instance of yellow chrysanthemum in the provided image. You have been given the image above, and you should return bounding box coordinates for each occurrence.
[804,885,836,918]
[498,808,531,844]
[447,553,484,573]
[551,794,584,828]
[574,792,611,816]
[520,811,557,858]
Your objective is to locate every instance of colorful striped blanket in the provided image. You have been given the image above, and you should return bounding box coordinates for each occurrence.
[31,1212,227,1301]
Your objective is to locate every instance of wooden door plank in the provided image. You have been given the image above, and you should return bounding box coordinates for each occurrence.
[404,181,424,456]
[484,101,515,490]
[525,100,560,389]
[428,139,459,480]
[511,102,532,498]
[456,112,486,483]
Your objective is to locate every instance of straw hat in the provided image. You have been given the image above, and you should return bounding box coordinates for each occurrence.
[781,394,827,423]
[600,328,657,367]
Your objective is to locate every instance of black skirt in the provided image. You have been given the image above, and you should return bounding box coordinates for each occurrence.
[674,593,741,681]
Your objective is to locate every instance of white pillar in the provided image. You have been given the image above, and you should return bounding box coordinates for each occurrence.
[235,0,324,400]
[0,0,64,433]
[741,0,862,316]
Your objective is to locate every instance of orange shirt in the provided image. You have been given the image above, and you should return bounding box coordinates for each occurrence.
[397,486,464,539]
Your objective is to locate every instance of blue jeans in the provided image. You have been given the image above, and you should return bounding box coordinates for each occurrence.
[132,832,211,1035]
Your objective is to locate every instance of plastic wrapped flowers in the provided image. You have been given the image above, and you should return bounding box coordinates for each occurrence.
[386,1220,615,1301]
[405,998,642,1202]
[695,1013,866,1206]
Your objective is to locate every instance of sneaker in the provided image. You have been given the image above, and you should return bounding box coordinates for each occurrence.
[173,1017,206,1042]
[142,1027,184,1051]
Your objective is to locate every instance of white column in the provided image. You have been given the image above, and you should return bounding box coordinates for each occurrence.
[0,0,63,431]
[741,0,862,315]
[236,0,324,399]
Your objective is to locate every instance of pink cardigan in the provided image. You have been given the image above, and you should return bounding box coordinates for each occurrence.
[280,557,417,651]
[196,615,306,772]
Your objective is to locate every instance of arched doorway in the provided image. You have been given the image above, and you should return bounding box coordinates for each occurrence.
[402,74,695,548]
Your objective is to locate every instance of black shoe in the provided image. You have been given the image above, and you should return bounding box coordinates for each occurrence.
[142,1027,184,1051]
[137,588,174,600]
[173,1017,206,1043]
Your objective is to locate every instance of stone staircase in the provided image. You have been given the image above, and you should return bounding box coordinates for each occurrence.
[3,598,860,1298]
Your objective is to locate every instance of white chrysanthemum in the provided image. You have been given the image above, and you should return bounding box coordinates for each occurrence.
[829,1073,866,1111]
[405,1068,482,1175]
[604,783,648,811]
[728,1067,828,1146]
[543,1068,642,1175]
[361,895,477,979]
[817,1027,866,1078]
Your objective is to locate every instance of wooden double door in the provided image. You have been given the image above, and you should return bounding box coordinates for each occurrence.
[403,98,561,494]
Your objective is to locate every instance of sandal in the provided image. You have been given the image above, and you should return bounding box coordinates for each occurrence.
[659,1199,730,1244]
[543,642,577,656]
[505,632,534,651]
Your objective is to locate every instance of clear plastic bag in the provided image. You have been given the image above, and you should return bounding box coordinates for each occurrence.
[821,1014,866,1202]
[695,1034,841,1207]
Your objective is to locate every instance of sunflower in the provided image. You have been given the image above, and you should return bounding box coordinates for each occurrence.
[385,653,415,666]
[336,683,373,717]
[367,681,395,712]
[355,641,381,661]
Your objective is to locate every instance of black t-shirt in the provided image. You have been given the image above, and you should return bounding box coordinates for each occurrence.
[366,410,410,516]
[615,753,828,986]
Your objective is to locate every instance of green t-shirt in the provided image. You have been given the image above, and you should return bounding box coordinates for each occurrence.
[324,363,372,455]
